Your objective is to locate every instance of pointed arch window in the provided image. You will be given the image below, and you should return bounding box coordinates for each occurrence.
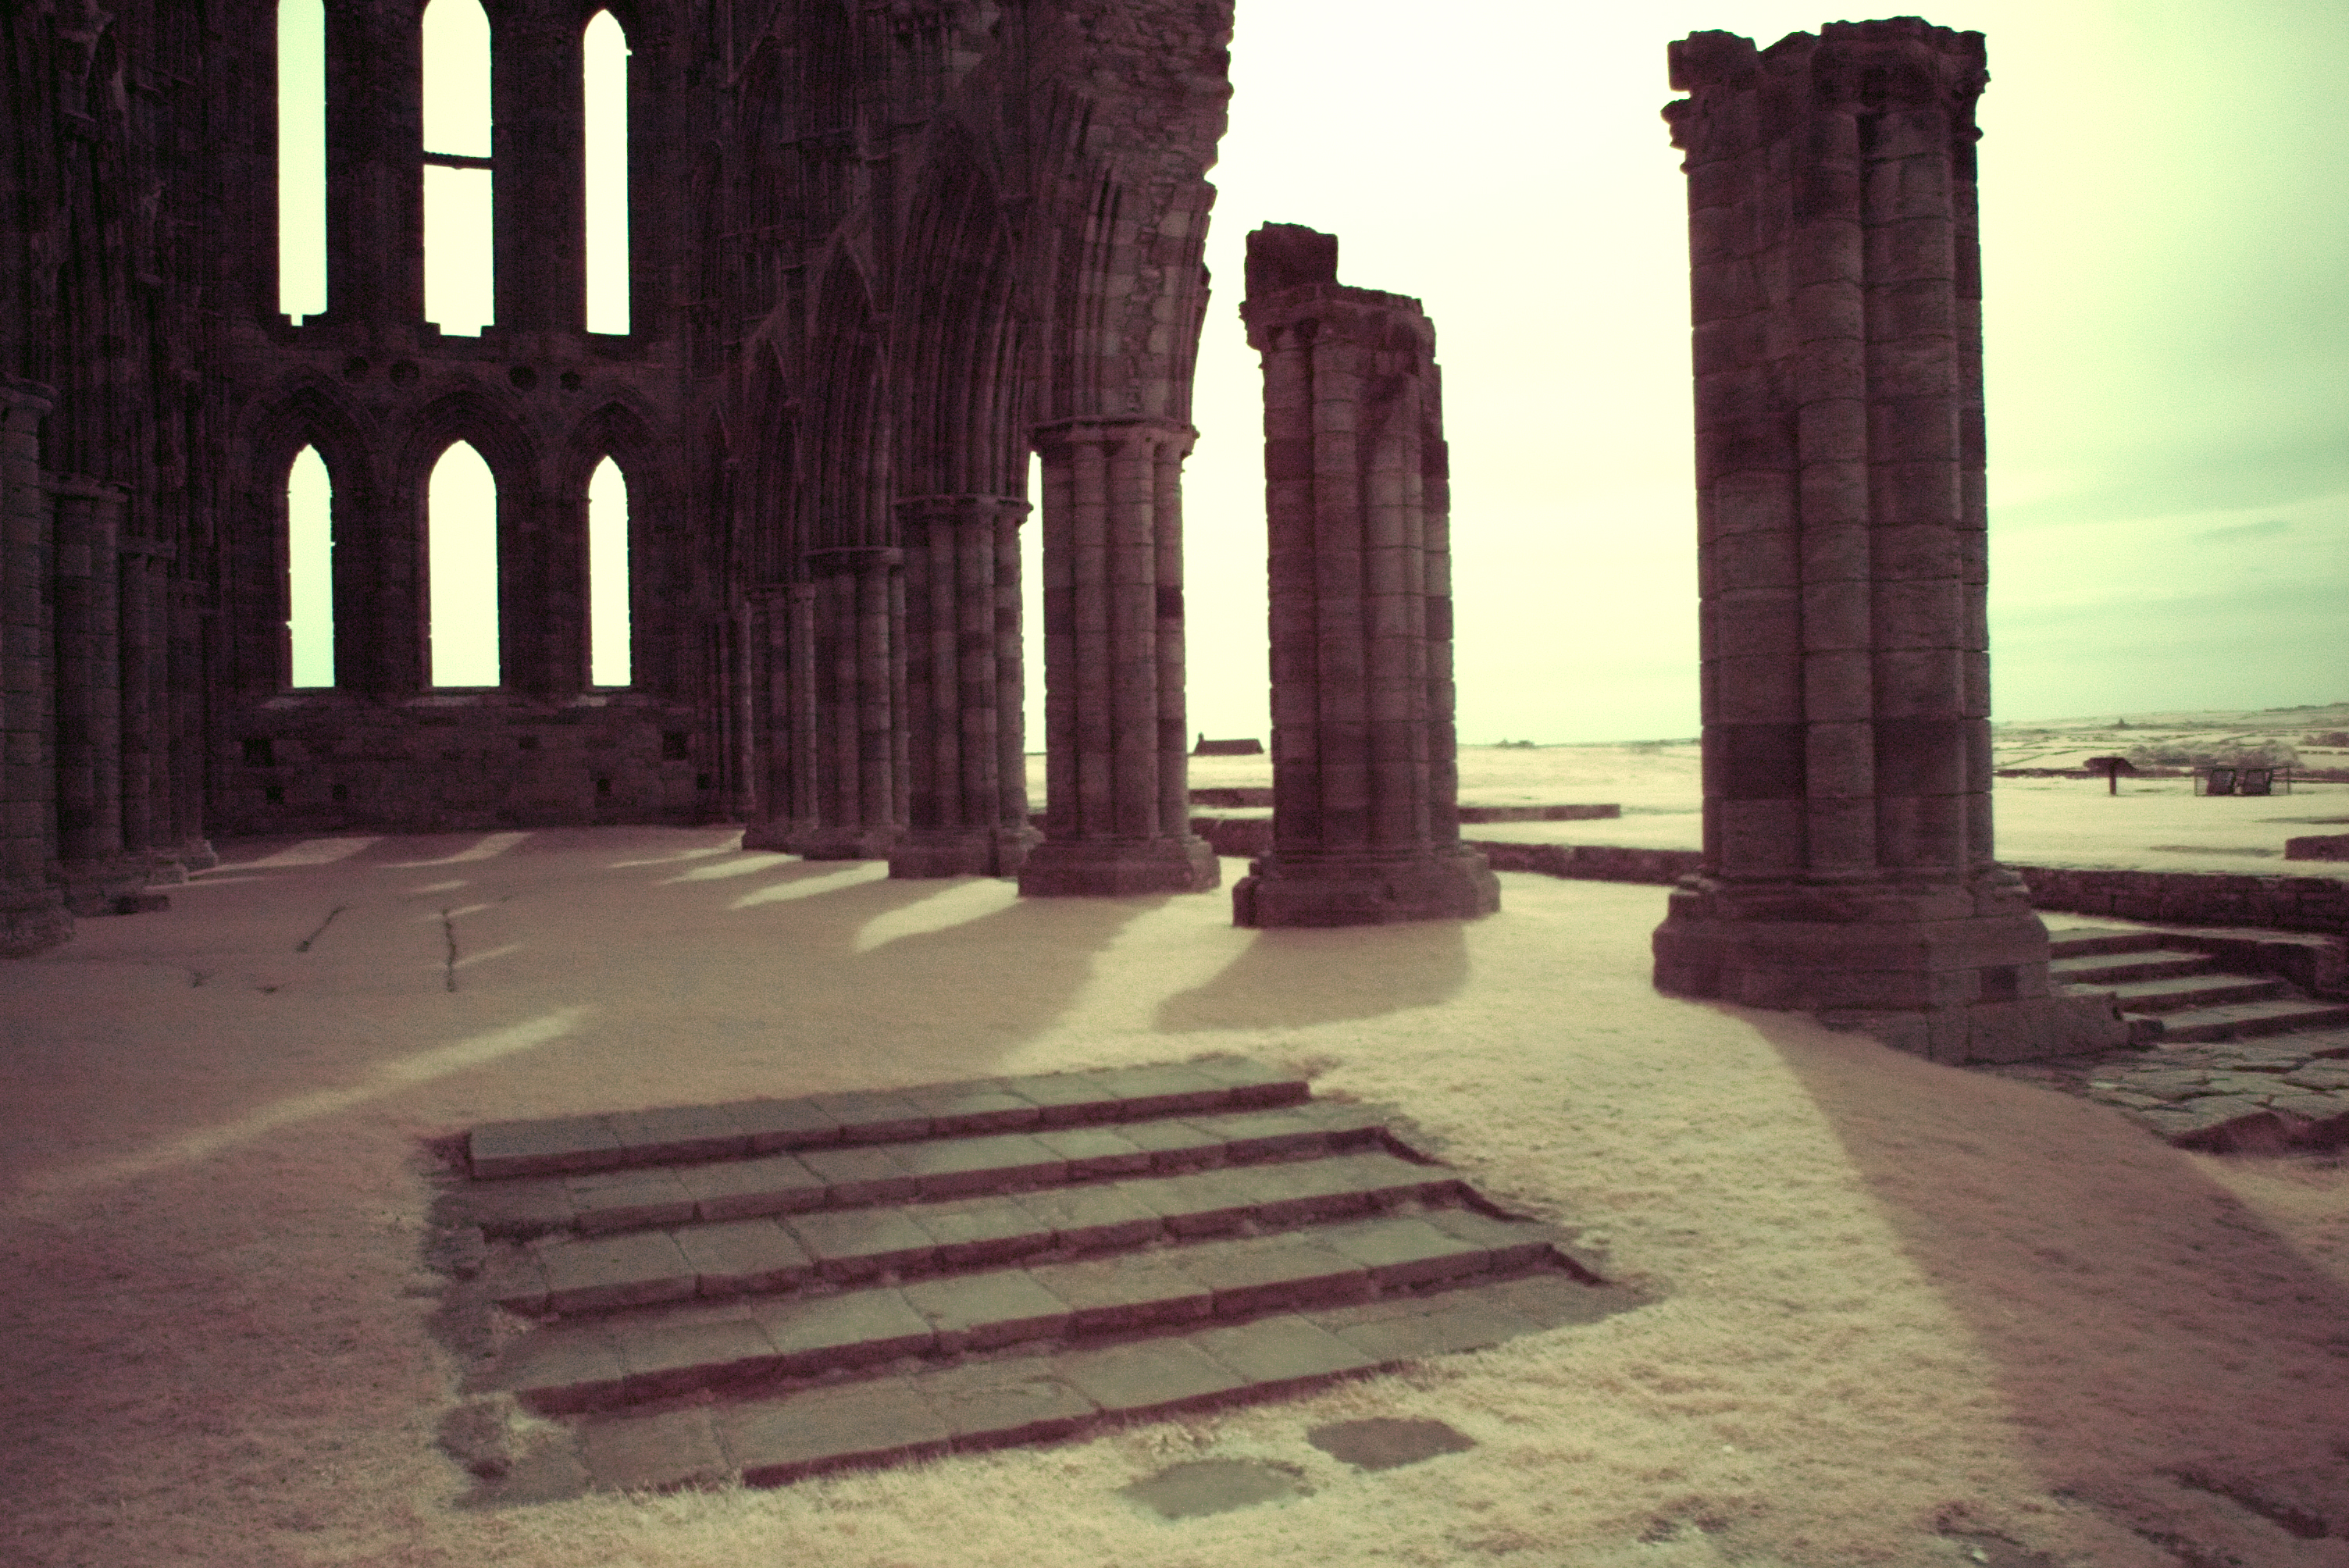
[422,0,494,335]
[277,0,326,319]
[584,11,631,335]
[589,456,632,686]
[287,445,333,686]
[429,443,501,686]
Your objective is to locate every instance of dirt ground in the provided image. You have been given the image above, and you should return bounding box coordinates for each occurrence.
[3,811,2347,1567]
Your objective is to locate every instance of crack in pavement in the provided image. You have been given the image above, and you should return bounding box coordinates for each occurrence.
[294,905,348,953]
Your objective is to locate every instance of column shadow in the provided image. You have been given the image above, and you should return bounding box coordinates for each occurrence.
[1154,920,1470,1032]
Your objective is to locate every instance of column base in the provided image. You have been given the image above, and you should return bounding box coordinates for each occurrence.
[55,856,167,918]
[1232,846,1501,928]
[1018,835,1221,897]
[768,823,903,861]
[1,883,73,957]
[889,825,1039,880]
[1650,871,2130,1064]
[741,817,811,853]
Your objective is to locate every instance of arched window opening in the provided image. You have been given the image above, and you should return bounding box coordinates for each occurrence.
[422,0,494,336]
[589,457,632,686]
[276,0,327,319]
[429,442,500,686]
[287,445,333,686]
[583,11,630,335]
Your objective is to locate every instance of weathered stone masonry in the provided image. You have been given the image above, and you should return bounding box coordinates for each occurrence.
[2,0,1237,953]
[1231,224,1496,928]
[1649,21,2123,1062]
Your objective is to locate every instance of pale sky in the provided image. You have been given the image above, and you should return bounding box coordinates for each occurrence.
[285,3,2348,743]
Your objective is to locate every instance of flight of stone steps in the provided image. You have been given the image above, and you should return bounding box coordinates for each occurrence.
[429,1057,1638,1499]
[2004,926,2349,1150]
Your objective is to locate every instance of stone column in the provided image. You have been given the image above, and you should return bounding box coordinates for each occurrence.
[1229,225,1497,928]
[1018,419,1217,897]
[787,546,903,858]
[742,583,819,850]
[1,380,70,954]
[1650,20,2119,1064]
[116,540,164,862]
[493,6,586,335]
[162,576,216,871]
[324,2,424,324]
[49,475,144,914]
[890,494,1038,878]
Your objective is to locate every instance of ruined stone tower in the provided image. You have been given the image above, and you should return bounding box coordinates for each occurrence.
[1,0,1237,954]
[1649,20,2120,1060]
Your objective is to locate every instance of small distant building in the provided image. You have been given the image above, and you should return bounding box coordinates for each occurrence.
[1192,735,1264,757]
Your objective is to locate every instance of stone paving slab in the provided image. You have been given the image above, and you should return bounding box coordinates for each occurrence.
[676,1152,829,1222]
[673,1218,813,1296]
[565,1168,696,1235]
[1052,1337,1245,1418]
[718,1377,953,1487]
[580,1406,729,1492]
[465,1056,1310,1180]
[537,1231,697,1314]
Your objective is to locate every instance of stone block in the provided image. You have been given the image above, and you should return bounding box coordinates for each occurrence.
[993,1071,1120,1127]
[900,1082,1042,1133]
[1416,1208,1570,1273]
[565,1167,697,1234]
[797,1144,918,1206]
[485,1325,628,1413]
[482,1249,551,1314]
[1182,1055,1310,1107]
[719,1378,951,1486]
[1130,1169,1260,1235]
[1014,1183,1164,1250]
[1317,1216,1492,1287]
[810,1091,932,1145]
[1051,1338,1246,1420]
[676,1217,814,1296]
[1323,1295,1540,1362]
[894,1132,1067,1196]
[784,1209,938,1281]
[1180,1238,1371,1317]
[902,1270,1073,1353]
[924,1360,1099,1449]
[1092,1061,1231,1119]
[604,1103,751,1165]
[1114,1117,1232,1169]
[679,1152,829,1221]
[470,1114,622,1179]
[1485,1273,1650,1331]
[1030,1125,1154,1177]
[723,1097,844,1153]
[907,1196,1053,1266]
[538,1231,699,1313]
[752,1288,936,1373]
[446,1178,578,1238]
[1190,1313,1380,1392]
[582,1407,729,1491]
[1181,1107,1328,1160]
[1025,1256,1214,1334]
[615,1317,779,1399]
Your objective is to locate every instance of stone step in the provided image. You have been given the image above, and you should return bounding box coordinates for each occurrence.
[2047,948,2219,986]
[2064,972,2287,1014]
[2142,998,2349,1044]
[566,1270,1645,1493]
[476,1208,1584,1417]
[2045,926,2176,959]
[487,1148,1472,1317]
[447,1099,1395,1241]
[466,1056,1308,1181]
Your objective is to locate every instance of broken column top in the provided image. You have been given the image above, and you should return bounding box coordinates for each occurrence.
[1239,223,1429,351]
[1668,16,1985,89]
[1244,223,1339,297]
[1663,16,1987,151]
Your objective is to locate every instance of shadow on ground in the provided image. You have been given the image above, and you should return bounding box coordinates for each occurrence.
[1153,921,1470,1032]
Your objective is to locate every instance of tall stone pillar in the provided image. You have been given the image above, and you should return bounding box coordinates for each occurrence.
[50,476,144,914]
[162,576,215,871]
[1229,225,1497,928]
[493,7,586,335]
[1650,20,2120,1063]
[1018,419,1217,897]
[0,380,70,955]
[742,583,818,849]
[787,546,903,858]
[890,495,1038,878]
[116,543,163,861]
[324,2,425,325]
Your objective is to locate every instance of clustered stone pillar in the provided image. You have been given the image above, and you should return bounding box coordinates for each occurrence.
[1649,20,2120,1062]
[790,545,904,858]
[49,475,148,914]
[740,583,819,849]
[1229,225,1497,928]
[1018,419,1217,897]
[1,380,70,954]
[890,495,1037,878]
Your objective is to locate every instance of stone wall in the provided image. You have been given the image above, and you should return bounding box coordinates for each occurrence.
[2015,865,2349,938]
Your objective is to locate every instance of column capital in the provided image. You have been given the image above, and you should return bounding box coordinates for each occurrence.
[0,375,56,418]
[43,473,127,501]
[1030,417,1196,459]
[890,494,1032,527]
